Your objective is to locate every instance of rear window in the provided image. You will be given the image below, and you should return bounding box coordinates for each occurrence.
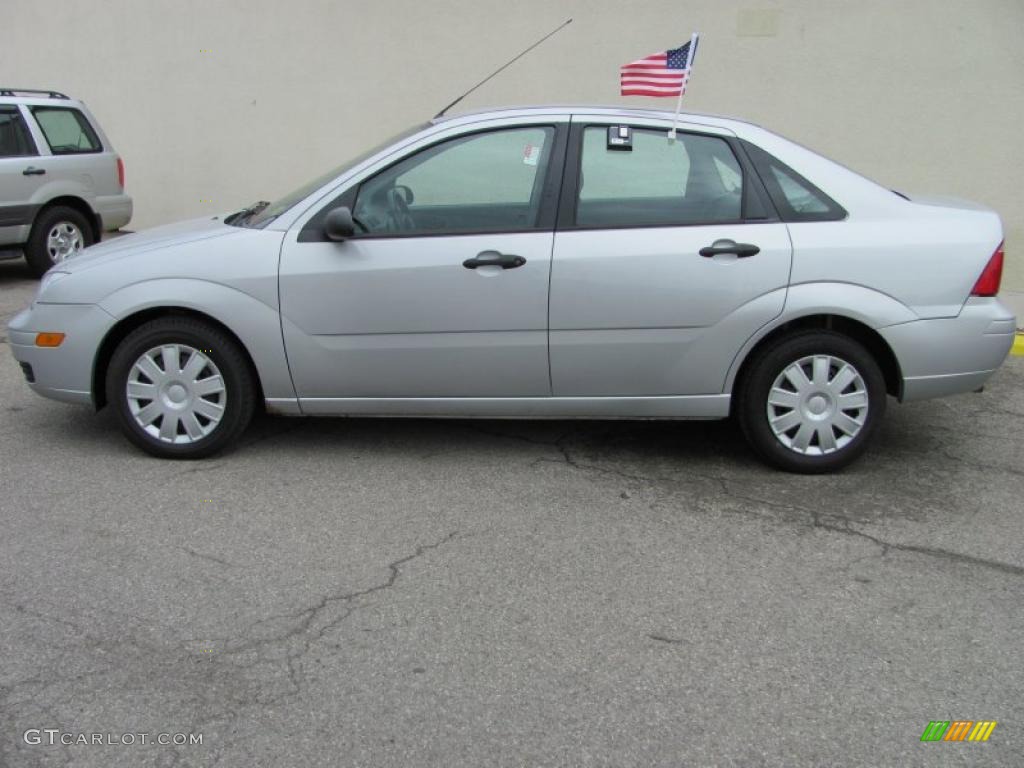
[30,107,101,154]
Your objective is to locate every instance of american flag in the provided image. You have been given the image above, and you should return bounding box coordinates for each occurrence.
[620,41,693,97]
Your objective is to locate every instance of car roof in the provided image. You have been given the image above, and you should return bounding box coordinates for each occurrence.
[431,104,761,131]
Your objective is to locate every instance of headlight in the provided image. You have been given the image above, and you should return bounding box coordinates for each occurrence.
[37,270,71,298]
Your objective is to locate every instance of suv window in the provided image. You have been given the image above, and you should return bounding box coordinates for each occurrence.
[0,106,35,157]
[576,127,743,228]
[741,141,845,221]
[30,107,101,154]
[354,126,554,236]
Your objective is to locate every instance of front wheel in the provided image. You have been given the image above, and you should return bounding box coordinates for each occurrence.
[106,317,256,459]
[737,331,886,473]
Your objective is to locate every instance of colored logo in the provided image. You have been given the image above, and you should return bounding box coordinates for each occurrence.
[921,721,997,742]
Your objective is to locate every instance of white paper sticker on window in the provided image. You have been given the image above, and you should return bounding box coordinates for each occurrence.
[523,142,542,166]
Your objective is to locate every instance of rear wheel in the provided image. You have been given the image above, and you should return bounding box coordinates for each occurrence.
[737,331,886,473]
[105,317,255,459]
[25,205,94,277]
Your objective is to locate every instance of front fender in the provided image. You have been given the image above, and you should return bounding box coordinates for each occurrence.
[97,278,297,402]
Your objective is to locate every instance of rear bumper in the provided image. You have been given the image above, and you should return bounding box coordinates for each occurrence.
[879,297,1016,402]
[93,193,133,231]
[7,302,114,406]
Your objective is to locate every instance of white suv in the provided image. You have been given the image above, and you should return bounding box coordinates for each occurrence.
[0,88,132,276]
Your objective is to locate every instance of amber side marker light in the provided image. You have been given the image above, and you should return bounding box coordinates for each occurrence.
[35,333,66,347]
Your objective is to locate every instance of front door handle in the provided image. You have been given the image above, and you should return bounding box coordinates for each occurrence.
[22,167,46,176]
[463,250,526,270]
[699,239,760,258]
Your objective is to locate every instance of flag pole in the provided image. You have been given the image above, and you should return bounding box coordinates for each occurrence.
[668,32,699,142]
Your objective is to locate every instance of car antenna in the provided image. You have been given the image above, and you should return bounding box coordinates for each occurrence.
[433,18,573,120]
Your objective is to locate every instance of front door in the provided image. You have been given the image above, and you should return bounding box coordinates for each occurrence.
[279,124,565,403]
[549,120,793,397]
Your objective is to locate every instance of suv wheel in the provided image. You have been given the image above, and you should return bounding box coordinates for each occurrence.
[25,205,94,277]
[737,331,886,473]
[106,317,256,459]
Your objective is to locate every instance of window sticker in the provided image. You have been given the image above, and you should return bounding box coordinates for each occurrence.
[523,141,543,166]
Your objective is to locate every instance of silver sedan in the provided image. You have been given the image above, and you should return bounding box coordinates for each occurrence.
[7,106,1016,471]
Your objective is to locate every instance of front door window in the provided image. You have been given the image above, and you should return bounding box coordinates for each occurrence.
[353,126,555,235]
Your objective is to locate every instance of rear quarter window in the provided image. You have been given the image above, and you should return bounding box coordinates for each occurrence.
[742,140,846,222]
[30,107,102,154]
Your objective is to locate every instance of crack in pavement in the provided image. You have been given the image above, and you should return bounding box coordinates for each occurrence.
[0,532,462,764]
[648,634,686,645]
[813,519,1024,576]
[141,530,466,746]
[233,530,460,653]
[155,462,227,487]
[909,420,1024,445]
[400,419,1024,578]
[180,546,236,568]
[202,529,463,714]
[936,447,1024,479]
[527,437,1024,578]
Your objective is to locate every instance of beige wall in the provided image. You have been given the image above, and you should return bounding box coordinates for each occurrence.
[4,0,1023,291]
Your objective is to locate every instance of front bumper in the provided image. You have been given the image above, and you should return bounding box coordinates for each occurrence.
[7,302,115,405]
[879,297,1016,402]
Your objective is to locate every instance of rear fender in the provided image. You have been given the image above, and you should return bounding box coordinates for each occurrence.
[723,282,917,392]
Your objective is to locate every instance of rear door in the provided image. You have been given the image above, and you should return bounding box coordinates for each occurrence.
[0,104,43,244]
[549,117,793,396]
[21,103,107,202]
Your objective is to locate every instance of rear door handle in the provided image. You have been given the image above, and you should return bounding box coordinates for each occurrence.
[22,167,46,176]
[699,239,759,258]
[463,250,526,269]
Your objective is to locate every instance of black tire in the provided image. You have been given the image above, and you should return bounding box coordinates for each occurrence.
[105,317,256,459]
[25,205,95,278]
[736,331,886,473]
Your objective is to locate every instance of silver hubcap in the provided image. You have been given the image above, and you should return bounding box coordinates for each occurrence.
[127,344,226,444]
[766,354,869,456]
[47,222,84,262]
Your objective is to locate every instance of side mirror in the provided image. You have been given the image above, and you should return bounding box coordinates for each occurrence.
[324,206,356,242]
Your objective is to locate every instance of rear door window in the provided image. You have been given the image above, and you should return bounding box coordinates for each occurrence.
[0,106,36,157]
[30,107,101,154]
[575,127,744,228]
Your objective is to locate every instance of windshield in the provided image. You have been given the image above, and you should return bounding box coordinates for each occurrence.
[239,123,429,228]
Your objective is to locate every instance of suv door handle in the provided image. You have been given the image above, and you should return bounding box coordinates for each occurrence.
[463,251,526,270]
[22,167,46,176]
[699,239,759,258]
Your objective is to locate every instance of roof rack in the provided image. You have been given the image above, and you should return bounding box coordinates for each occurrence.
[0,88,69,99]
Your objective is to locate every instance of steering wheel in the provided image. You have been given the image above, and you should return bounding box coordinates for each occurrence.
[385,186,416,232]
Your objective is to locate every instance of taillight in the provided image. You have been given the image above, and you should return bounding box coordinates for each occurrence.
[116,156,125,189]
[971,241,1004,297]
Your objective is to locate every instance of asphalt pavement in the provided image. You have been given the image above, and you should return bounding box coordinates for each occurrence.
[1,256,1022,767]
